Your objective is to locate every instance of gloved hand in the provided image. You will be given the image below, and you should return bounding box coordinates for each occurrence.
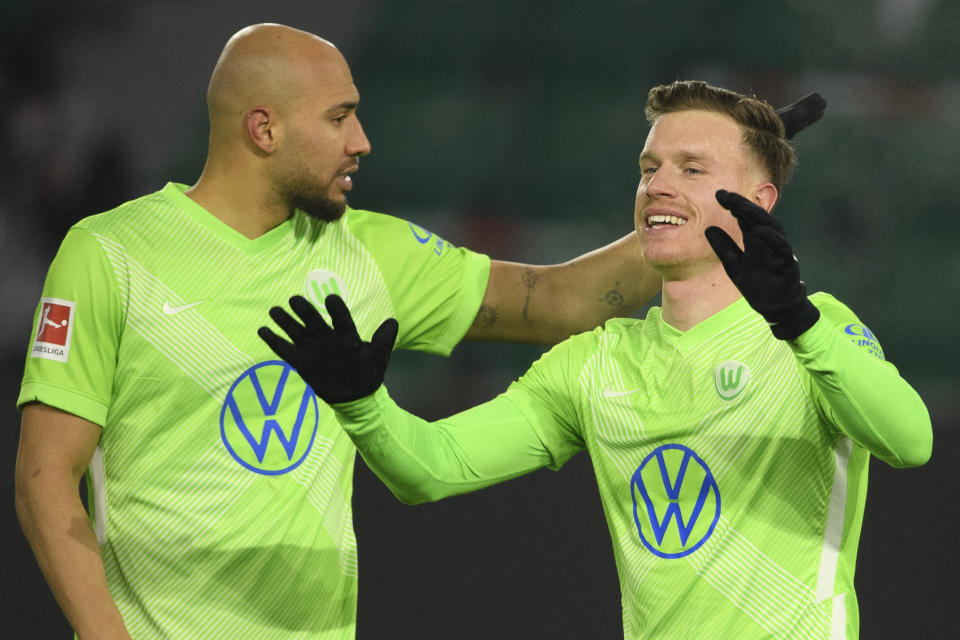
[776,92,826,140]
[258,294,399,404]
[705,190,820,340]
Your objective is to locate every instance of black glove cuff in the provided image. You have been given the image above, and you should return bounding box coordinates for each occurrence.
[767,299,821,340]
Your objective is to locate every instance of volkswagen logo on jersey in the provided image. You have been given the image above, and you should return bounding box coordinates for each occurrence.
[220,361,320,475]
[631,444,721,559]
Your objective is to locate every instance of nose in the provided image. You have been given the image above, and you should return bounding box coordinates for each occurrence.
[348,117,371,157]
[646,166,677,198]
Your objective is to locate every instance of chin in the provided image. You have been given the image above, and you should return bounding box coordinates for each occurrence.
[300,197,347,222]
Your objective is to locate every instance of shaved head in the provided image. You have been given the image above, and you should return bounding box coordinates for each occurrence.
[195,23,370,225]
[207,24,348,139]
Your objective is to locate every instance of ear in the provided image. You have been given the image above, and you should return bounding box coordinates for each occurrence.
[753,183,778,213]
[246,107,280,154]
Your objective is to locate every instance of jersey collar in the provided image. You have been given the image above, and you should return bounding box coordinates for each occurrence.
[163,182,294,255]
[657,297,758,345]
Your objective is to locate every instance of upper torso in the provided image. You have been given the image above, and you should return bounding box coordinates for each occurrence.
[19,182,489,639]
[507,295,870,639]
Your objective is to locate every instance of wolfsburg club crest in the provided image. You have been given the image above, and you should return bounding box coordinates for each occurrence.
[714,360,750,400]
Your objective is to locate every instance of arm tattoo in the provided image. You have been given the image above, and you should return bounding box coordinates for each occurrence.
[604,281,624,307]
[473,304,498,330]
[521,269,538,321]
[604,282,623,307]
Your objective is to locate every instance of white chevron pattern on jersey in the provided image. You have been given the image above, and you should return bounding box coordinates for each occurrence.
[24,179,490,638]
[568,304,844,639]
[91,213,397,637]
[93,223,390,575]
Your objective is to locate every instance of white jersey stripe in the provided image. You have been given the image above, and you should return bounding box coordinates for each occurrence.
[816,436,853,602]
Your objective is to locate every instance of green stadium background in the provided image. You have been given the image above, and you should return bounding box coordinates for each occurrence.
[2,1,956,637]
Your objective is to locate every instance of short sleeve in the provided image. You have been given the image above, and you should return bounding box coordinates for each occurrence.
[17,227,123,425]
[347,211,490,356]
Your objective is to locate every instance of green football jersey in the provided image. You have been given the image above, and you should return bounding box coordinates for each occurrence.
[505,294,888,639]
[332,292,929,640]
[18,182,490,639]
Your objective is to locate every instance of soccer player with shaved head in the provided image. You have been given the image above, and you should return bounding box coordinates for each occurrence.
[263,80,931,639]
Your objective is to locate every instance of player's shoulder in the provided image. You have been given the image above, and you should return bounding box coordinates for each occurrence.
[342,206,408,234]
[557,317,645,353]
[72,184,179,238]
[342,206,481,262]
[344,206,433,241]
[528,317,646,384]
[601,316,645,336]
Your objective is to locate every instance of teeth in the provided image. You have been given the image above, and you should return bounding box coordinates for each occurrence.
[648,214,686,226]
[343,175,352,183]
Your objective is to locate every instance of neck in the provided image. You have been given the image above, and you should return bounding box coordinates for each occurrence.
[659,262,742,331]
[185,162,291,240]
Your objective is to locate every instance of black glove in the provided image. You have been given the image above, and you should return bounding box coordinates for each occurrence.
[258,294,399,404]
[704,190,820,340]
[775,93,826,140]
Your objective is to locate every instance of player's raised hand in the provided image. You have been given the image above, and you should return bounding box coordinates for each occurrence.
[259,294,398,403]
[775,92,826,140]
[704,190,820,340]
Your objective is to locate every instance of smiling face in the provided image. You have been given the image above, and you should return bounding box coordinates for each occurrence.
[634,109,775,279]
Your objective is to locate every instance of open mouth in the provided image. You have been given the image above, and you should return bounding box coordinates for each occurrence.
[645,213,687,229]
[336,165,359,191]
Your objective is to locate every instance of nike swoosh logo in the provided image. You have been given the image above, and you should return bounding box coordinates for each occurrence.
[602,386,641,399]
[162,301,205,315]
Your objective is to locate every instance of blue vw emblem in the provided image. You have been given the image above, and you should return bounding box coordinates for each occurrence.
[631,444,721,559]
[220,361,320,475]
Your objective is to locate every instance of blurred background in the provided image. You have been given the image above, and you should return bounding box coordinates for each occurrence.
[2,0,956,637]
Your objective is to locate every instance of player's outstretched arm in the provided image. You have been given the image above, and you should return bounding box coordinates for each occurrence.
[259,296,553,502]
[705,191,931,467]
[332,387,553,503]
[466,234,657,345]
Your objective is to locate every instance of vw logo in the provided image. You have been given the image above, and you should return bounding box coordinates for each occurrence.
[631,444,721,559]
[220,361,320,475]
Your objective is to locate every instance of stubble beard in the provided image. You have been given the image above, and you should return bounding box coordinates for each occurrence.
[291,190,346,222]
[277,162,348,223]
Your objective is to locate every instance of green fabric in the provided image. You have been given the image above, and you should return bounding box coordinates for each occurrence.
[18,182,490,639]
[333,293,931,639]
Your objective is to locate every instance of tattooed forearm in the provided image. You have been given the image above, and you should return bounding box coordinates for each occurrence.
[521,269,538,321]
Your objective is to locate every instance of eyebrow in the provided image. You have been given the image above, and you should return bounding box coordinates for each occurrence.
[325,101,359,116]
[639,150,713,165]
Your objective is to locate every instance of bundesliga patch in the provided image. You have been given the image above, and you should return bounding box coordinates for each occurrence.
[31,298,76,362]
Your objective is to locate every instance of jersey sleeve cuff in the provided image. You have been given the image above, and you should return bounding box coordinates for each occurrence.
[330,386,392,438]
[17,381,110,426]
[430,252,491,356]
